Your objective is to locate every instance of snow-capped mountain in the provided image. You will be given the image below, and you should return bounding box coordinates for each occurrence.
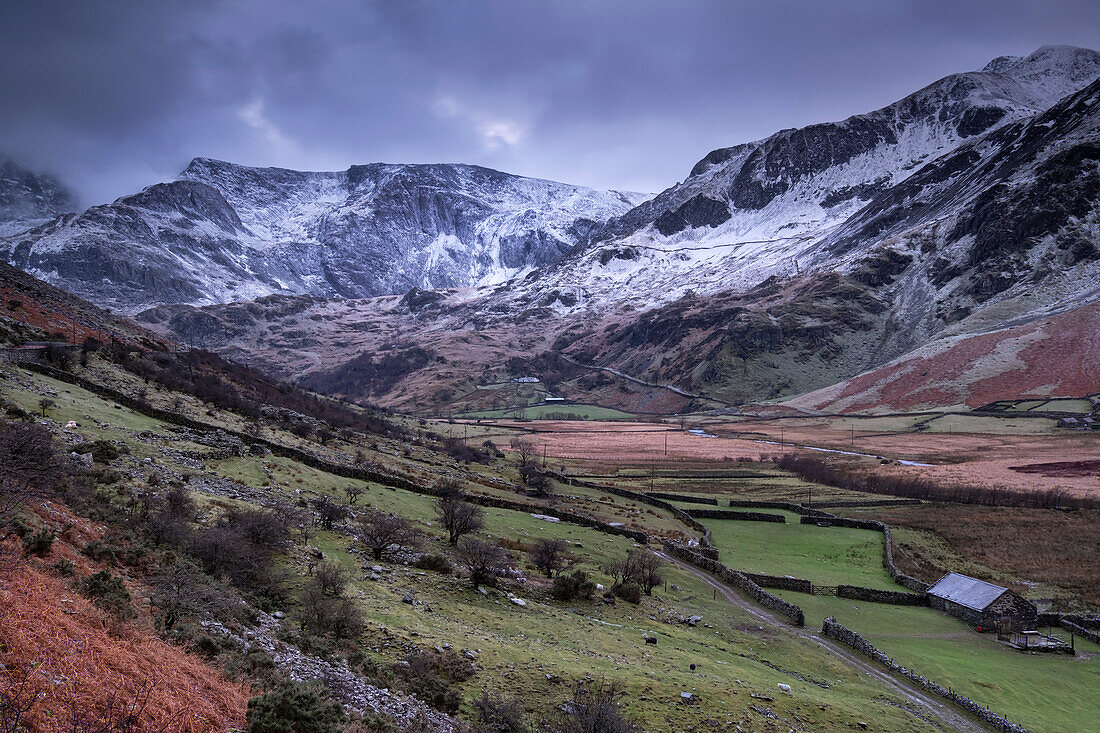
[138,46,1100,412]
[520,45,1100,310]
[9,46,1100,412]
[2,159,647,313]
[0,157,77,238]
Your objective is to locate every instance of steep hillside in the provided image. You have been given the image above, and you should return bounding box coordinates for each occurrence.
[784,300,1100,413]
[2,159,646,313]
[0,260,167,347]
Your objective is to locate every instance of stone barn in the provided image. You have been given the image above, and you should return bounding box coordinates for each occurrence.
[927,572,1037,632]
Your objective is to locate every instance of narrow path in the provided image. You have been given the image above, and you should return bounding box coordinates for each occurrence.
[654,551,993,733]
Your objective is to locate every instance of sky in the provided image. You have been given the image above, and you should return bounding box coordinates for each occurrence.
[3,0,1100,207]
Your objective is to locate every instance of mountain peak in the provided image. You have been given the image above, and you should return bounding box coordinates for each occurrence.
[0,156,78,237]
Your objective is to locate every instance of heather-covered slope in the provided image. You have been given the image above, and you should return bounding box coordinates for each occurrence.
[784,300,1100,413]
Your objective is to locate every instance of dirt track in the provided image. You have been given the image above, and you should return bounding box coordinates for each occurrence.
[655,550,993,733]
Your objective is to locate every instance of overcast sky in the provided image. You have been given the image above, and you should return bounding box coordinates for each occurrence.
[3,1,1100,206]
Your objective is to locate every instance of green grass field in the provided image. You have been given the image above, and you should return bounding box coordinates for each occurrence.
[785,593,1100,733]
[702,513,897,589]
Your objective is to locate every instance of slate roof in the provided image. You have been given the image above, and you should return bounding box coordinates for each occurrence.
[927,572,1008,611]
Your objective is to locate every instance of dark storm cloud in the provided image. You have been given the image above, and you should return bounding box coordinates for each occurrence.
[2,0,1100,205]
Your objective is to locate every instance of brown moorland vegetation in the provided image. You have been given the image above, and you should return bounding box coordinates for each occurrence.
[857,504,1100,608]
[0,557,248,731]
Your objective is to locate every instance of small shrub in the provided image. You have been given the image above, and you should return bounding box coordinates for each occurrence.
[22,527,56,557]
[50,558,75,576]
[192,634,222,660]
[79,570,135,619]
[473,689,529,733]
[246,679,345,733]
[395,652,467,714]
[225,649,278,685]
[72,440,122,463]
[613,582,642,604]
[412,553,453,574]
[551,571,596,602]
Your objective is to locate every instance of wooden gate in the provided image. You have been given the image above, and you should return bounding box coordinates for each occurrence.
[811,585,838,596]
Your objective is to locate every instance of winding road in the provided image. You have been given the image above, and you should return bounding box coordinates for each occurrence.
[654,550,994,733]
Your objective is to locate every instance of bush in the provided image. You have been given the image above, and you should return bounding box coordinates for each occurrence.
[192,634,222,659]
[557,679,637,733]
[453,537,509,588]
[226,649,278,686]
[21,527,55,557]
[613,582,642,604]
[394,650,473,714]
[412,553,453,574]
[72,440,122,463]
[297,581,363,640]
[246,679,346,733]
[528,537,568,577]
[50,558,75,576]
[440,437,491,463]
[551,571,596,602]
[472,689,529,733]
[79,570,135,619]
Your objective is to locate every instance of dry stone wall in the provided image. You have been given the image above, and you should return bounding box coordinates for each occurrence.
[645,492,718,505]
[821,618,1031,733]
[836,585,927,605]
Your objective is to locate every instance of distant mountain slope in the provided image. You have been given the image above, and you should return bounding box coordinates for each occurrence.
[783,300,1100,413]
[524,45,1100,309]
[2,159,646,313]
[0,157,77,237]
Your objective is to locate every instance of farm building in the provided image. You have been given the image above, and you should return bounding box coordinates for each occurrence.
[927,572,1037,632]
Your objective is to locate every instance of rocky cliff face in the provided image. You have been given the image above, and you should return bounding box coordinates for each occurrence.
[2,159,646,313]
[0,158,77,237]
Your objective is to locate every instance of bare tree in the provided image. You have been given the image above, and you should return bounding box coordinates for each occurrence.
[343,484,364,505]
[149,560,242,633]
[626,550,663,596]
[509,437,537,468]
[604,557,631,586]
[0,421,67,528]
[434,496,484,545]
[297,517,316,545]
[314,561,348,597]
[453,537,509,588]
[528,538,568,578]
[37,398,54,417]
[557,679,637,733]
[311,495,349,530]
[357,510,423,560]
